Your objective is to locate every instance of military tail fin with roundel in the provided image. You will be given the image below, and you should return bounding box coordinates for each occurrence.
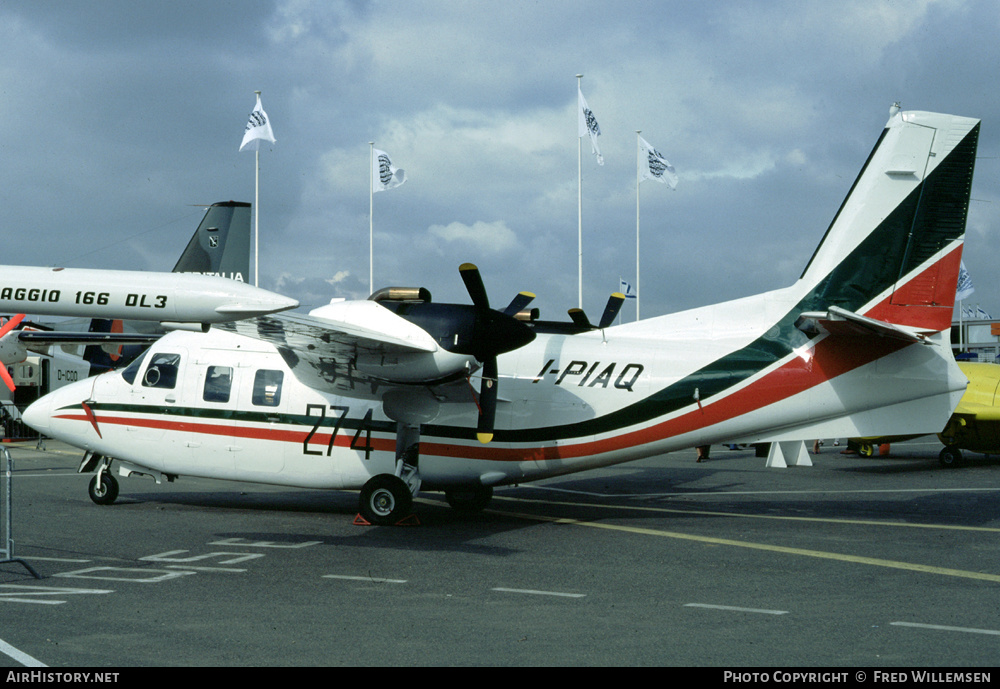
[796,111,979,335]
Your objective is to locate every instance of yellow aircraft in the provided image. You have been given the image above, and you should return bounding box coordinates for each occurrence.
[851,361,1000,467]
[937,361,1000,467]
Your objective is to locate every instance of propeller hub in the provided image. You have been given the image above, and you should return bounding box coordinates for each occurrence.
[472,309,535,361]
[385,263,537,444]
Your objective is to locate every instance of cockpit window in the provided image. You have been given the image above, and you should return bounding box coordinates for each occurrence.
[252,369,283,407]
[142,353,181,389]
[121,349,150,385]
[203,366,233,403]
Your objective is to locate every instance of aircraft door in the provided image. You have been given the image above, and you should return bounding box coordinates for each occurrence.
[184,362,239,474]
[125,347,188,466]
[232,366,288,476]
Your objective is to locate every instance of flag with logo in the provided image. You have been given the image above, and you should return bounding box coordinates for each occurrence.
[956,260,975,301]
[578,86,604,165]
[372,149,407,192]
[239,94,276,152]
[638,136,677,189]
[619,278,636,299]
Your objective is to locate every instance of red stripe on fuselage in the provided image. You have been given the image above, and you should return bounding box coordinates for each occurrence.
[52,334,913,464]
[50,412,398,452]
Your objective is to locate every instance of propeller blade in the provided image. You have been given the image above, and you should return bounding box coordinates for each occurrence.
[459,263,490,309]
[502,291,536,317]
[567,308,591,328]
[598,293,626,329]
[455,264,535,443]
[0,314,25,338]
[0,314,26,392]
[477,357,498,444]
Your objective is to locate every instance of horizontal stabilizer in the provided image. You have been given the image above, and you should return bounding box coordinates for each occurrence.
[794,305,933,345]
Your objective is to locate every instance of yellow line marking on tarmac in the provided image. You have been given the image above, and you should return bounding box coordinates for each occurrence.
[473,496,1000,584]
[490,494,1000,532]
[494,509,1000,583]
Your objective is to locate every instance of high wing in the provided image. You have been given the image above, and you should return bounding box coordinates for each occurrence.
[217,264,536,441]
[219,302,450,395]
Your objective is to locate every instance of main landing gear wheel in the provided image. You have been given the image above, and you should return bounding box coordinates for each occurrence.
[938,446,964,468]
[88,472,119,505]
[445,485,494,514]
[359,475,413,526]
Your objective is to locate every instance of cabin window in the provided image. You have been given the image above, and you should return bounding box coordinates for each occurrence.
[142,353,181,389]
[121,349,150,385]
[203,366,233,403]
[252,369,283,407]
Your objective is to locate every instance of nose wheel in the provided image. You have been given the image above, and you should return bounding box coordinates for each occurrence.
[88,471,119,505]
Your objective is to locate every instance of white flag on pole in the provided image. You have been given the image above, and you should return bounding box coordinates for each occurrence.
[619,278,636,299]
[239,94,276,152]
[578,86,604,165]
[638,136,677,189]
[372,149,407,192]
[956,260,975,301]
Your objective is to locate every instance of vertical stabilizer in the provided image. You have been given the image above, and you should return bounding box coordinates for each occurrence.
[799,111,979,332]
[172,201,252,282]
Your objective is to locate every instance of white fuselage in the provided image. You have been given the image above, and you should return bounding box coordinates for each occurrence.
[0,266,297,323]
[23,280,967,493]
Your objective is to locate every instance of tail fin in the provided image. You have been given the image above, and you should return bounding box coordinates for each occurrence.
[172,200,252,281]
[798,111,979,332]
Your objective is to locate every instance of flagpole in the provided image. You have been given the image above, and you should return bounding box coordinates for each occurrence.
[577,75,584,309]
[254,90,261,287]
[959,299,965,352]
[369,141,375,296]
[635,130,641,321]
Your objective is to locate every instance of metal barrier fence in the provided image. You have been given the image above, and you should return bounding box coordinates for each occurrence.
[1,446,41,577]
[0,399,39,442]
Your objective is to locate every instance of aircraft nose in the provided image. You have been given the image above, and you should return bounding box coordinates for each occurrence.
[23,377,93,439]
[22,395,52,436]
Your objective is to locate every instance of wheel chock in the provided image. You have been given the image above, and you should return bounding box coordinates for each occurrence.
[351,513,422,526]
[395,513,421,526]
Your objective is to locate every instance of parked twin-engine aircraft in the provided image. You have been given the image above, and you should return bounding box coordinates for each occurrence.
[23,110,980,525]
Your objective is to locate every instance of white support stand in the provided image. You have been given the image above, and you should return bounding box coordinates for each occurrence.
[766,440,813,468]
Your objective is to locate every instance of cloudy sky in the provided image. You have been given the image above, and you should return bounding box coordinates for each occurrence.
[2,0,999,323]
